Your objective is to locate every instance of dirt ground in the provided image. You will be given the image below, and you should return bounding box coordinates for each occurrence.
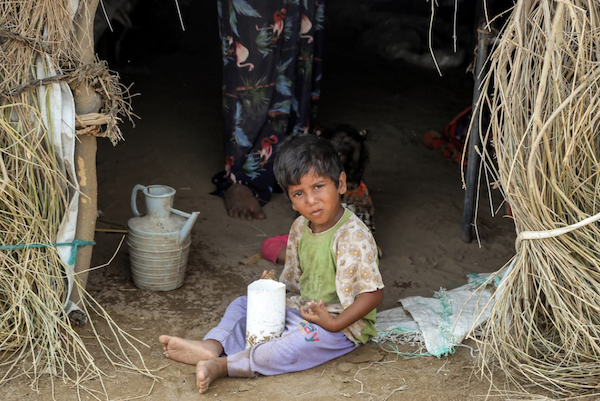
[4,5,526,401]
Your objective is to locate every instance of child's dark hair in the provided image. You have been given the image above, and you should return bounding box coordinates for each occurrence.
[274,134,344,196]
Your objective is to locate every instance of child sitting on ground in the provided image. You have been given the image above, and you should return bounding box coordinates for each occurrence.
[159,135,384,394]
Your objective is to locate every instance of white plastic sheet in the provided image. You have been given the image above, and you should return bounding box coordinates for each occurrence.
[374,260,515,357]
[36,0,81,314]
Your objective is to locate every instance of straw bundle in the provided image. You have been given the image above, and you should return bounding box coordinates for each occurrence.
[470,0,600,397]
[0,0,151,398]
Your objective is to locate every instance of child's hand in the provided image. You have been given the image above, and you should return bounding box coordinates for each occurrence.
[302,300,323,316]
[300,300,338,331]
[260,269,278,280]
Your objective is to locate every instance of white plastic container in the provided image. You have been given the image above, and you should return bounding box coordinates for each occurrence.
[245,279,286,348]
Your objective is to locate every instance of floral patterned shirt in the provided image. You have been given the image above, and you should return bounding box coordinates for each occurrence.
[279,209,384,343]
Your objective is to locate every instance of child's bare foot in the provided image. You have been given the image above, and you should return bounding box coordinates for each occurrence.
[224,183,266,220]
[159,335,223,366]
[197,358,228,394]
[276,248,286,265]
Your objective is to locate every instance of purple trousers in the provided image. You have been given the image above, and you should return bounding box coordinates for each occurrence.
[203,296,359,377]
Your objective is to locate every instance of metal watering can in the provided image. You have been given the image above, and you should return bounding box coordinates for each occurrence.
[127,184,200,291]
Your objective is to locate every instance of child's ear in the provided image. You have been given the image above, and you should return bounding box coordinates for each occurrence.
[338,171,347,195]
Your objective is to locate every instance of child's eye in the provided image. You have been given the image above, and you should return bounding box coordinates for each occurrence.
[314,185,323,190]
[293,191,303,197]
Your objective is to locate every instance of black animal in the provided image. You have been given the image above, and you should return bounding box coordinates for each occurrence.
[315,124,369,191]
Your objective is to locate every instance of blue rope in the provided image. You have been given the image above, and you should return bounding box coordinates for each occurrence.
[0,239,96,265]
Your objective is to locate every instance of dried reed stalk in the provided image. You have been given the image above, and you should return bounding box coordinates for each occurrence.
[0,0,152,398]
[470,0,600,397]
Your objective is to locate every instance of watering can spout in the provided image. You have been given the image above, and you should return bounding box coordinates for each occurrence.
[179,211,200,245]
[170,208,200,244]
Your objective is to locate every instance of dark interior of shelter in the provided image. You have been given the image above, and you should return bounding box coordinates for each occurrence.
[89,0,517,309]
[96,0,490,82]
[80,0,519,340]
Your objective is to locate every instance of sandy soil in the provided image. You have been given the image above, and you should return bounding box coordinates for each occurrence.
[3,5,524,401]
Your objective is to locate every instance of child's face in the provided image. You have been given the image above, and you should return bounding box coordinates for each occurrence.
[287,168,347,233]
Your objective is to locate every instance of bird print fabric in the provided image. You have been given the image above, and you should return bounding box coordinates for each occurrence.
[215,0,324,204]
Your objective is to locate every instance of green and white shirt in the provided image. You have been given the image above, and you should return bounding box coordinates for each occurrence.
[280,209,384,344]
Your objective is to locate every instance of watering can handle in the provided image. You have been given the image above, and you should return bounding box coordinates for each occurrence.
[131,184,147,217]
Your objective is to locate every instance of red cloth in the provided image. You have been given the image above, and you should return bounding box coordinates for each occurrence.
[261,234,289,265]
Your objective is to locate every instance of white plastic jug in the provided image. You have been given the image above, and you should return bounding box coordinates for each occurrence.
[245,279,286,348]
